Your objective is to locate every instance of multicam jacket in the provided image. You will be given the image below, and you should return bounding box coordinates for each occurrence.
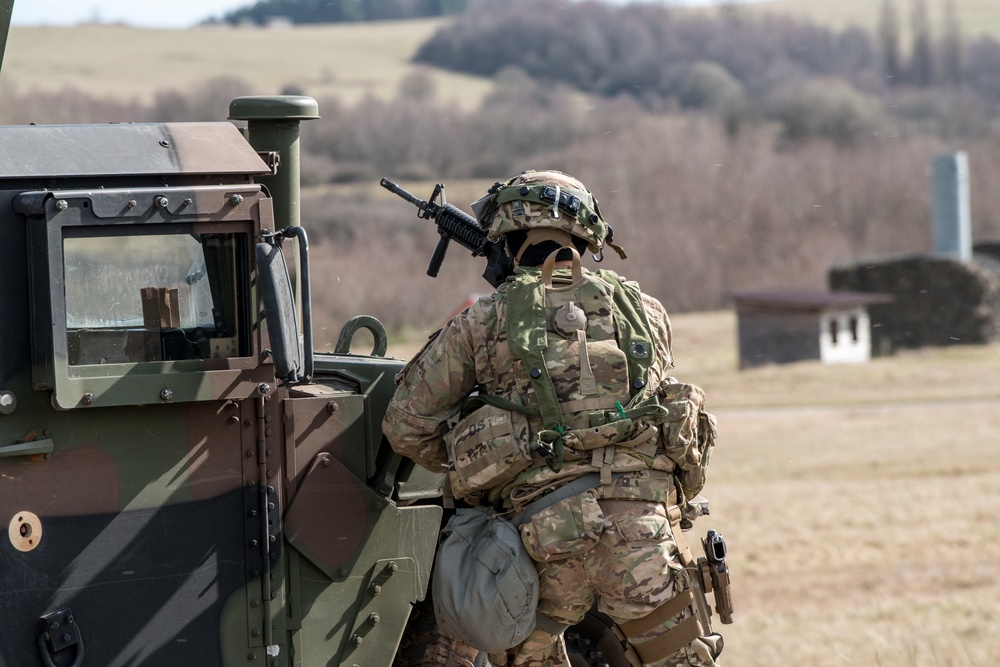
[382,266,681,510]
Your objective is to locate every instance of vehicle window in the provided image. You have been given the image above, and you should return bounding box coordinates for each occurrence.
[63,232,248,365]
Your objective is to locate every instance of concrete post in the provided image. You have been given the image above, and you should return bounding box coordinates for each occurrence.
[931,151,972,262]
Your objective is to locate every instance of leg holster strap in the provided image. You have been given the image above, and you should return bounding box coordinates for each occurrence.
[619,590,707,664]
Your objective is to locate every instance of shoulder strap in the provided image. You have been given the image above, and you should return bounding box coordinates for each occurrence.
[595,270,656,407]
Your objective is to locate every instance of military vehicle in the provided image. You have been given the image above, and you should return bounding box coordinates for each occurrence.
[0,3,680,666]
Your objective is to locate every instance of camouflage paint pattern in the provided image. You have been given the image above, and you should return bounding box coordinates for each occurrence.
[1,98,443,666]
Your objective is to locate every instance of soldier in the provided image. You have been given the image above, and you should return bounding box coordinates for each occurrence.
[383,170,724,667]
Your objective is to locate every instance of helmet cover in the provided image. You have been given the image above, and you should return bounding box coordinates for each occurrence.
[472,170,610,254]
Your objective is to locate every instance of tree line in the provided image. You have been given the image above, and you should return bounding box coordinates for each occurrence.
[415,0,1000,146]
[214,0,471,25]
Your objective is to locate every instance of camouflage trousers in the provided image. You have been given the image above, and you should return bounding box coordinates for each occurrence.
[494,498,722,667]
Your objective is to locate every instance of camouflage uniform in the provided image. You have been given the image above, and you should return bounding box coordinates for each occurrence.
[383,171,722,667]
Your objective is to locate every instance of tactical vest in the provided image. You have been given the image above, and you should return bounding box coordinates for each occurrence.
[446,250,680,501]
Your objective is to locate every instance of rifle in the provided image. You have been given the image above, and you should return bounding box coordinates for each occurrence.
[380,178,513,288]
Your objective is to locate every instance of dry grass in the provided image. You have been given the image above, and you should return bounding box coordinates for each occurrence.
[388,311,1000,665]
[1,20,494,108]
[715,0,1000,41]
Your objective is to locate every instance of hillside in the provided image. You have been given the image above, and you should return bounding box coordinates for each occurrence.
[0,19,493,108]
[5,0,1000,109]
[737,0,1000,39]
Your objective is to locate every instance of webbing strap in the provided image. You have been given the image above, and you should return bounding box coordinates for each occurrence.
[594,270,655,406]
[668,504,695,566]
[533,611,570,637]
[631,614,705,663]
[511,472,614,526]
[506,273,563,431]
[619,590,695,638]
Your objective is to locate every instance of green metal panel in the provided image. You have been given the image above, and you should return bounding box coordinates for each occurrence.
[0,0,12,77]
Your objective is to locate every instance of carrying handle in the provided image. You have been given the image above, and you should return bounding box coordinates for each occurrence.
[540,246,583,287]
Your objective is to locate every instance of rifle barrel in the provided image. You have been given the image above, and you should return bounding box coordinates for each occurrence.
[379,178,427,209]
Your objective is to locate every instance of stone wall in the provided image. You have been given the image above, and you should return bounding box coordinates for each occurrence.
[828,251,1000,354]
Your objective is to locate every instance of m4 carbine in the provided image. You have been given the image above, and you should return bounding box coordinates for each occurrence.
[380,178,513,288]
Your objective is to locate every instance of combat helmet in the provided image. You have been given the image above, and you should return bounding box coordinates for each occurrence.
[471,170,627,263]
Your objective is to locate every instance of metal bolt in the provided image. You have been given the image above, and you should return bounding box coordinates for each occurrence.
[160,389,173,401]
[351,635,363,647]
[387,561,398,574]
[249,539,259,548]
[251,599,259,607]
[368,612,381,625]
[267,486,274,495]
[55,199,69,211]
[248,652,256,660]
[249,510,258,518]
[326,401,338,414]
[337,568,348,579]
[272,661,280,667]
[81,393,95,405]
[252,629,261,637]
[50,621,60,630]
[322,458,331,467]
[183,197,193,205]
[159,139,170,148]
[154,196,169,209]
[265,428,272,436]
[230,194,244,206]
[230,416,241,425]
[63,634,71,642]
[127,199,137,208]
[257,383,271,396]
[369,583,381,596]
[245,419,253,428]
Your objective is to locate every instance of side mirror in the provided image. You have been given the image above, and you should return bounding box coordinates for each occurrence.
[257,241,303,383]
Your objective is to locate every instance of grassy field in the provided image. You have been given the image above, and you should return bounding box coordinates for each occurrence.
[388,312,1000,666]
[723,0,1000,40]
[1,18,494,108]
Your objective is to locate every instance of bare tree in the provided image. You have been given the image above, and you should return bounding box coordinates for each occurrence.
[910,0,934,86]
[939,0,963,87]
[878,0,902,85]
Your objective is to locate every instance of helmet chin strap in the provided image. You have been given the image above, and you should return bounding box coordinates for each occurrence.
[513,228,577,266]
